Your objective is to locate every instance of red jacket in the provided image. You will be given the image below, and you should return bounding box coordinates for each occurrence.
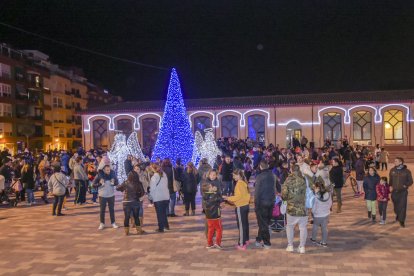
[376,184,390,202]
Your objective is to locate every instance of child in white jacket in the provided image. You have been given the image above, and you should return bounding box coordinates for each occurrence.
[310,181,332,247]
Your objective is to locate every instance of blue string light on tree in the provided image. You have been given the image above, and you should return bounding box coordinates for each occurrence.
[151,68,194,165]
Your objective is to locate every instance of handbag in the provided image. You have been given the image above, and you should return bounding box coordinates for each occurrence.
[280,201,287,215]
[11,180,23,192]
[272,202,281,217]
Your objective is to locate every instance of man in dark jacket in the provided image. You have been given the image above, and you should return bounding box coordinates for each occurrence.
[354,153,366,196]
[220,156,234,196]
[329,158,344,213]
[161,159,176,217]
[254,160,276,249]
[124,155,133,176]
[389,157,413,228]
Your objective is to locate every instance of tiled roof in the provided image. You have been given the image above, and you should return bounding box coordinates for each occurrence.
[82,89,414,114]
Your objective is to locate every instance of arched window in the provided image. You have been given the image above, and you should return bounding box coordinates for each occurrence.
[221,115,238,138]
[384,109,403,143]
[193,116,211,136]
[286,121,302,148]
[353,111,372,141]
[248,114,265,142]
[116,119,133,135]
[142,118,158,156]
[323,112,342,142]
[92,119,108,148]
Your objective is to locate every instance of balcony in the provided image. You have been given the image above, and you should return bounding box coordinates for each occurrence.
[31,115,43,120]
[65,105,72,110]
[66,133,73,138]
[0,73,11,80]
[66,119,73,124]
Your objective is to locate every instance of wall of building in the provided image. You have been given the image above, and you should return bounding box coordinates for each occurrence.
[82,101,414,152]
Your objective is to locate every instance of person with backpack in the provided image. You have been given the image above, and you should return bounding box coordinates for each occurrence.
[48,166,69,216]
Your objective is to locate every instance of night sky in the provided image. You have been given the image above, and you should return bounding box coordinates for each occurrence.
[1,1,414,101]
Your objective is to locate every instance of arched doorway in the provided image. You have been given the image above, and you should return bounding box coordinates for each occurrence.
[286,121,302,148]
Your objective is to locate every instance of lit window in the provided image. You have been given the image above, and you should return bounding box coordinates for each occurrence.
[116,119,133,135]
[193,116,211,136]
[353,111,372,141]
[248,114,265,142]
[221,115,238,138]
[323,112,342,142]
[384,109,403,143]
[142,118,158,156]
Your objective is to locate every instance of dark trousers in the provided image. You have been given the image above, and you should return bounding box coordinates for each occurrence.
[20,188,26,201]
[378,201,388,220]
[53,195,65,215]
[154,200,169,230]
[123,202,141,227]
[392,190,408,223]
[255,203,273,246]
[381,162,388,170]
[74,180,87,204]
[334,187,342,204]
[99,196,115,224]
[235,204,250,246]
[184,192,196,211]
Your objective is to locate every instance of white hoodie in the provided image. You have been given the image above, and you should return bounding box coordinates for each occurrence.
[312,192,332,218]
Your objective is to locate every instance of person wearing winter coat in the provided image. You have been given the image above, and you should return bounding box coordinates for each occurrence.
[48,166,69,216]
[221,156,234,196]
[93,165,119,230]
[363,167,380,222]
[116,165,146,235]
[182,162,200,216]
[149,163,170,232]
[354,153,366,196]
[254,161,277,249]
[21,163,35,205]
[389,157,413,228]
[73,156,88,205]
[202,169,224,249]
[329,158,344,213]
[161,159,175,217]
[198,158,212,181]
[379,148,389,171]
[311,180,332,247]
[376,176,390,225]
[282,165,307,254]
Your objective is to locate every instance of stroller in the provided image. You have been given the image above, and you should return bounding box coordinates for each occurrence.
[0,176,22,207]
[270,195,285,232]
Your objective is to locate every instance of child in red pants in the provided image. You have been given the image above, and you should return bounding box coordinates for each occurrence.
[202,171,224,249]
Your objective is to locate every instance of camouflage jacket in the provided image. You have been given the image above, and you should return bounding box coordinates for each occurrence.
[282,174,307,217]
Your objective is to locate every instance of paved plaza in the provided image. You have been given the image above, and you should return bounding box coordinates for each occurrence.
[0,166,413,276]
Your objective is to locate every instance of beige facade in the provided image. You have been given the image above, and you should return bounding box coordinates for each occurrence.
[82,92,414,153]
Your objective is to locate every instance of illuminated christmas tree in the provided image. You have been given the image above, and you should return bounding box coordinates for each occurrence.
[152,68,194,165]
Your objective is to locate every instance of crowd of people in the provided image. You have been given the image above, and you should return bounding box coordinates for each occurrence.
[0,136,412,253]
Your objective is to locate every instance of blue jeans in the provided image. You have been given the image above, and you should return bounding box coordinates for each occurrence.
[168,192,177,215]
[123,202,140,227]
[154,200,169,231]
[139,200,144,217]
[92,192,98,202]
[26,189,35,203]
[223,181,234,196]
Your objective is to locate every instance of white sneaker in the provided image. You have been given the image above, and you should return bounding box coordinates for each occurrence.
[298,246,306,254]
[112,223,119,229]
[98,223,105,230]
[286,245,294,252]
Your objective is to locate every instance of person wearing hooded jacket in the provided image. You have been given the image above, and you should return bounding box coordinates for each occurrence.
[389,157,413,228]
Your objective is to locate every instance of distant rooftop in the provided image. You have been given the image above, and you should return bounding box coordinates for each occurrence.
[82,89,414,114]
